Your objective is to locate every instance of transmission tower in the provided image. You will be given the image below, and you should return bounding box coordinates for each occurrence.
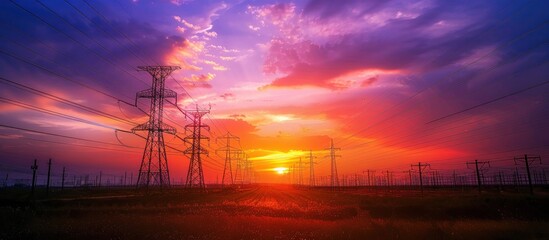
[363,169,376,187]
[234,152,245,185]
[326,138,341,189]
[216,132,242,187]
[239,153,254,185]
[244,156,254,184]
[183,106,210,189]
[298,157,304,186]
[132,66,179,188]
[309,150,316,187]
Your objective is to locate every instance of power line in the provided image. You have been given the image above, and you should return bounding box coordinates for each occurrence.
[334,19,549,148]
[0,123,125,147]
[8,0,147,85]
[338,41,549,151]
[426,79,549,124]
[0,96,118,130]
[0,77,136,126]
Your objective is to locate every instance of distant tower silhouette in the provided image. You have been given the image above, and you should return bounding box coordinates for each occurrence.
[216,132,242,187]
[326,139,341,188]
[184,106,210,189]
[234,152,245,185]
[309,150,316,187]
[133,66,179,188]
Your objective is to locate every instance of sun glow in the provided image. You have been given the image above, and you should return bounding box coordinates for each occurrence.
[273,167,288,175]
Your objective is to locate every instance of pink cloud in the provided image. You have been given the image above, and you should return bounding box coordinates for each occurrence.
[174,73,215,89]
[247,3,296,26]
[361,76,379,87]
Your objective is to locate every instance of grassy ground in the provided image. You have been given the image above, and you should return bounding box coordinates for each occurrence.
[0,185,548,239]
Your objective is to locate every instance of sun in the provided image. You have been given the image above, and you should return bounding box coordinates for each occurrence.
[273,167,288,175]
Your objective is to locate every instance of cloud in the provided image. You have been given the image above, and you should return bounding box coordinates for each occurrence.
[170,0,188,6]
[219,93,235,100]
[256,0,506,90]
[203,31,218,38]
[213,65,228,71]
[247,3,296,26]
[175,73,215,89]
[248,25,260,31]
[361,76,379,87]
[220,56,236,61]
[229,114,246,120]
[165,38,204,70]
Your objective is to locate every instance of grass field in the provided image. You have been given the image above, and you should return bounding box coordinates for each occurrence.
[1,185,548,239]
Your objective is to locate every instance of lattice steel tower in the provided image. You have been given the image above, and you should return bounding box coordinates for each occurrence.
[326,138,341,188]
[132,66,179,188]
[309,150,316,187]
[184,106,210,189]
[216,132,242,187]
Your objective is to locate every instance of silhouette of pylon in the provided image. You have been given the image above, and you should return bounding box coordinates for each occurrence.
[309,150,316,187]
[326,139,341,189]
[132,66,179,188]
[184,106,210,189]
[234,152,245,185]
[216,132,242,187]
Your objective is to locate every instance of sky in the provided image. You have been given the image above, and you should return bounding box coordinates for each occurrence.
[0,0,548,185]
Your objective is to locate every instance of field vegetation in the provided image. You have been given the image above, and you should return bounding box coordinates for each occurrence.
[1,185,548,239]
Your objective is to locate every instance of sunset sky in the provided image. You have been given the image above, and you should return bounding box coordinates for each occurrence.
[0,0,548,184]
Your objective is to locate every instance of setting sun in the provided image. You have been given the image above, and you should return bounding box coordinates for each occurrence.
[273,167,288,175]
[0,0,547,238]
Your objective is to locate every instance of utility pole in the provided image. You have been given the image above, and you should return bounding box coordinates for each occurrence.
[411,162,430,195]
[183,106,210,189]
[298,157,304,186]
[61,167,66,190]
[216,132,242,187]
[452,170,457,188]
[3,173,8,187]
[325,139,341,189]
[385,170,391,187]
[363,170,376,187]
[467,159,490,193]
[403,170,412,188]
[308,150,316,187]
[46,158,52,195]
[98,171,102,188]
[133,66,180,188]
[514,154,542,195]
[408,170,412,187]
[31,159,38,198]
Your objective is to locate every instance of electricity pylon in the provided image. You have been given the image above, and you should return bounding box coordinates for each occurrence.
[133,66,179,188]
[216,132,242,187]
[363,170,376,187]
[326,138,341,189]
[234,152,245,185]
[298,157,304,186]
[184,106,210,189]
[309,150,316,187]
[243,156,254,184]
